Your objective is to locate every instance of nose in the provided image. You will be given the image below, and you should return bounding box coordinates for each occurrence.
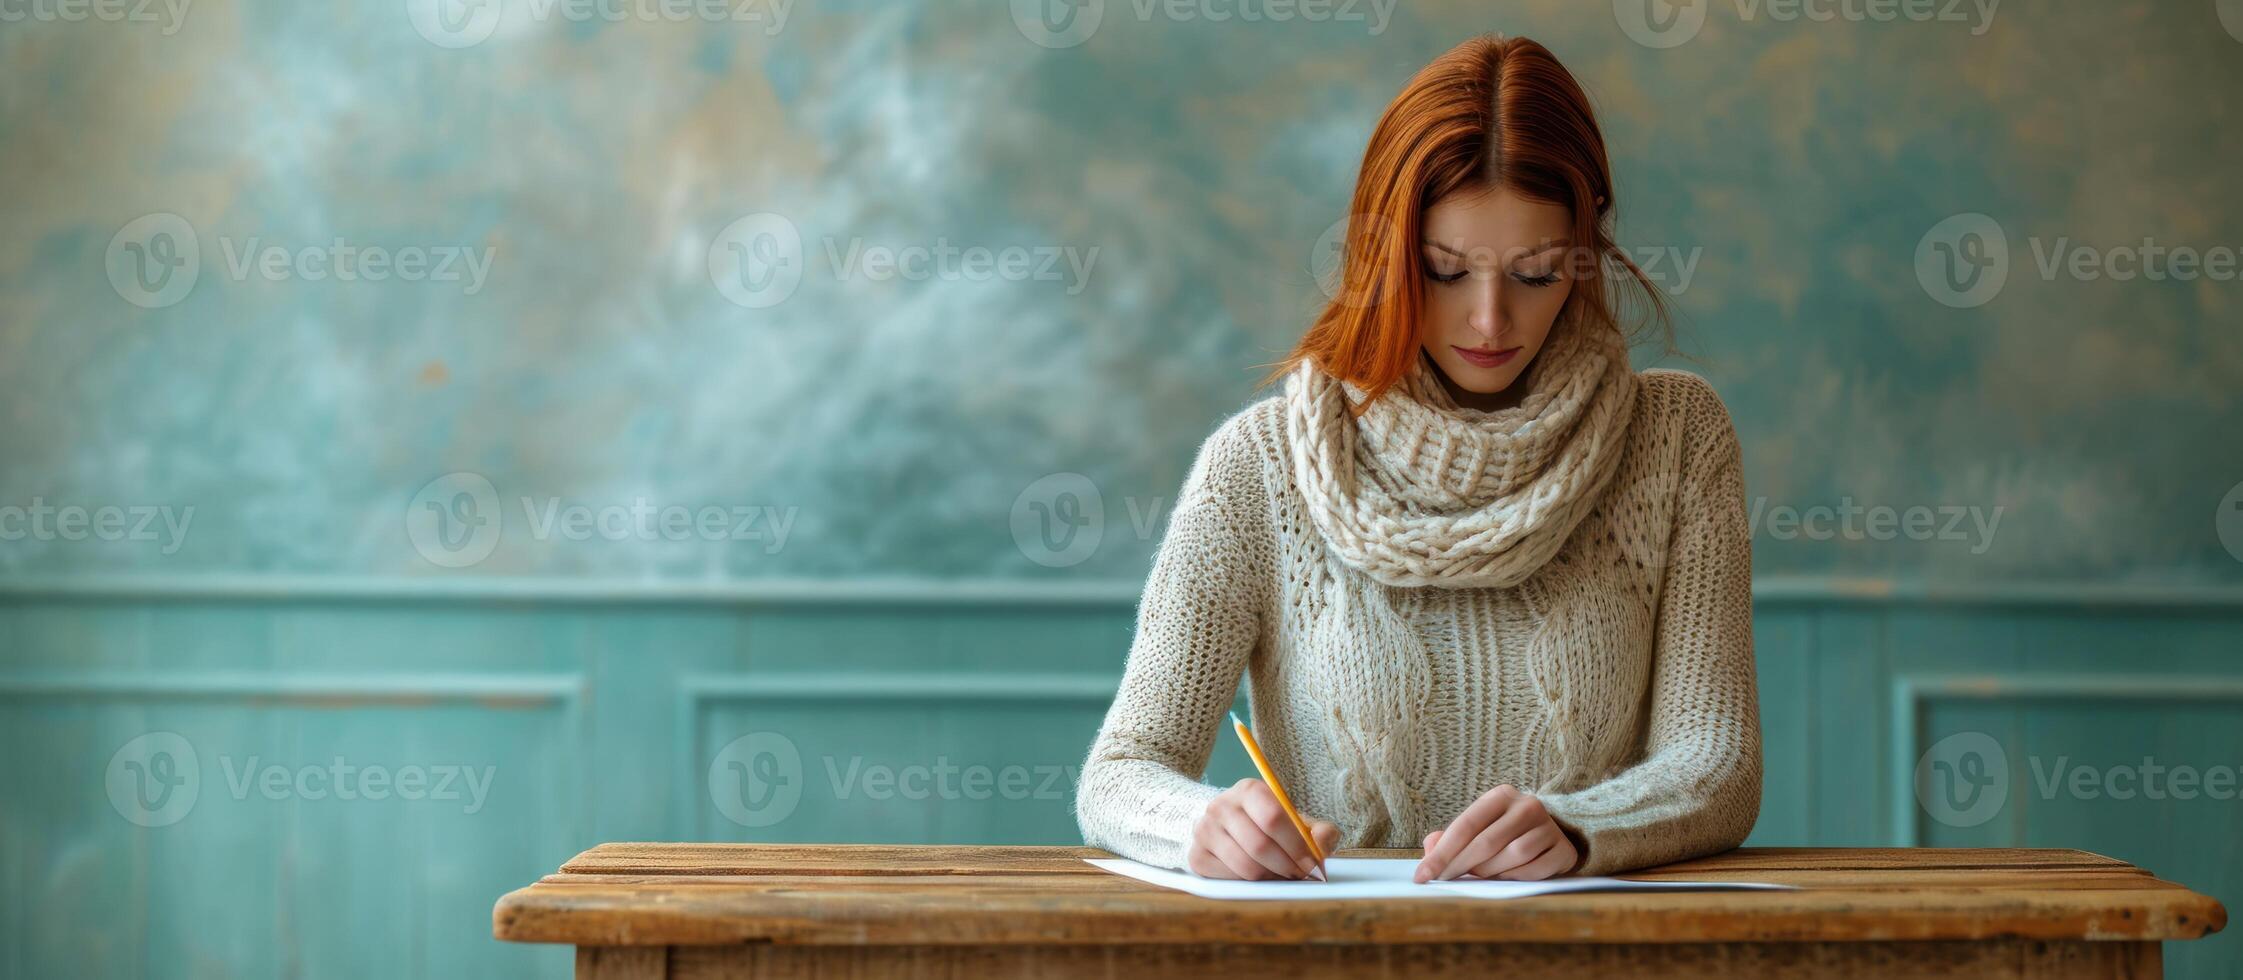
[1464,277,1503,342]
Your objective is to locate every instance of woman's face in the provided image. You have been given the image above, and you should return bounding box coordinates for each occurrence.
[1417,185,1577,407]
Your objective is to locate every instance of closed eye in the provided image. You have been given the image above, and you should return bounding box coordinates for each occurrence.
[1512,271,1561,287]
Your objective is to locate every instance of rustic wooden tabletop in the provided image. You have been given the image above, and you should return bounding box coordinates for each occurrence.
[495,844,2227,979]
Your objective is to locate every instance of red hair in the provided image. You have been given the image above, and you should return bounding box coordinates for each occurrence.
[1274,35,1670,408]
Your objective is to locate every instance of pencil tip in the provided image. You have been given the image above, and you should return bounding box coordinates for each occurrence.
[1229,710,1245,729]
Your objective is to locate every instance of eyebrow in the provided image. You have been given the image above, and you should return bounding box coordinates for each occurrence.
[1420,239,1573,259]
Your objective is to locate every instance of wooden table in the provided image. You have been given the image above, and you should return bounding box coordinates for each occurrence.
[494,844,2226,979]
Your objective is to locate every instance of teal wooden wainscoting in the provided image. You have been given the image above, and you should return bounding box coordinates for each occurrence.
[1,577,2236,978]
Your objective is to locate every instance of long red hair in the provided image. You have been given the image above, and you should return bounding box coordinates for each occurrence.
[1274,35,1670,408]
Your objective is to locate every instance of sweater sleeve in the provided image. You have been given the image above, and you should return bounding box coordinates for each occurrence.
[1538,376,1764,876]
[1075,410,1276,870]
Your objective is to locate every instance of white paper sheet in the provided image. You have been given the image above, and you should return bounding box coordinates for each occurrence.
[1086,857,1795,901]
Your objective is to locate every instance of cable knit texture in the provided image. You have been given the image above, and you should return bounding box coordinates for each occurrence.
[1076,319,1761,877]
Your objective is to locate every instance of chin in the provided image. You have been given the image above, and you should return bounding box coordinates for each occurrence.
[1431,357,1525,396]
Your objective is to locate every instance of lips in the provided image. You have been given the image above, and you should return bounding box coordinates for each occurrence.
[1453,345,1521,369]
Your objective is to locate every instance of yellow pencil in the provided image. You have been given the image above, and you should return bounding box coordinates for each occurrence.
[1229,710,1328,881]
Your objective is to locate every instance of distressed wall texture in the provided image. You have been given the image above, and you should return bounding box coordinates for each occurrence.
[3,1,2239,583]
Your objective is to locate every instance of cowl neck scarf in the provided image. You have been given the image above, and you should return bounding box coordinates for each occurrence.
[1283,317,1639,589]
[1278,318,1641,842]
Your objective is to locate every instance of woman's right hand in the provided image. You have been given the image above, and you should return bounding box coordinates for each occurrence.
[1186,778,1342,880]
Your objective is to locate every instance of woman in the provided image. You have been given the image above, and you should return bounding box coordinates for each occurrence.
[1075,35,1760,883]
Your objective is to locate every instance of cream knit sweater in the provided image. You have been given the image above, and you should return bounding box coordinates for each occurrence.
[1076,323,1761,877]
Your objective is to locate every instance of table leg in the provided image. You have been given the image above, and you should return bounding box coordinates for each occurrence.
[576,945,666,979]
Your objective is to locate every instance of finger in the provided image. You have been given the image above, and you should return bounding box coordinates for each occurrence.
[1186,839,1232,879]
[1416,787,1516,882]
[1300,819,1340,879]
[1492,834,1575,881]
[1415,807,1494,881]
[1205,823,1268,880]
[1188,818,1241,879]
[1469,824,1561,880]
[1223,808,1309,880]
[1188,797,1236,879]
[1437,800,1547,881]
[1235,786,1316,874]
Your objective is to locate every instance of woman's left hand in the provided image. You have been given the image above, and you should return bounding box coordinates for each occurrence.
[1413,784,1580,882]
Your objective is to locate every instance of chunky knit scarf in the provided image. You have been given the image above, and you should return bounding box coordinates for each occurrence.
[1281,318,1640,840]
